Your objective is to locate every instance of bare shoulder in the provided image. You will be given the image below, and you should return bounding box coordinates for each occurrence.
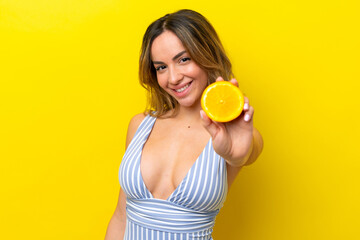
[125,113,147,148]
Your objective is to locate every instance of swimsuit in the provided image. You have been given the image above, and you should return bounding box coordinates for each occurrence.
[119,115,228,239]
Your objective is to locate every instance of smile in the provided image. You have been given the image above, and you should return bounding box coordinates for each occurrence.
[174,82,192,93]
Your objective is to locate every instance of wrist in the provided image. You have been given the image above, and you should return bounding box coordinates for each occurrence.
[226,137,254,167]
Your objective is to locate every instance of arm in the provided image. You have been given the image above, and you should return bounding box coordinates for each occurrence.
[243,127,263,166]
[226,127,263,187]
[105,113,146,240]
[200,77,263,167]
[104,189,127,240]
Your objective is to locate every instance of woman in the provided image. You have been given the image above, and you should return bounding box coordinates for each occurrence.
[105,9,263,239]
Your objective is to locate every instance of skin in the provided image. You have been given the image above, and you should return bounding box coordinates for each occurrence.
[105,30,263,239]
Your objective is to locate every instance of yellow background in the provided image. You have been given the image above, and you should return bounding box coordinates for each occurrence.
[1,0,359,239]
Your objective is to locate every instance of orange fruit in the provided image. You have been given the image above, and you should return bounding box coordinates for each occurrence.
[201,81,244,122]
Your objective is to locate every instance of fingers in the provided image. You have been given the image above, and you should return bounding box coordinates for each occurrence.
[216,76,239,88]
[215,76,224,82]
[200,110,220,139]
[242,96,254,122]
[244,106,254,122]
[243,96,249,111]
[229,78,239,87]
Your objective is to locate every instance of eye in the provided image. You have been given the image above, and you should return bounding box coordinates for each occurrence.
[179,57,191,63]
[155,65,167,71]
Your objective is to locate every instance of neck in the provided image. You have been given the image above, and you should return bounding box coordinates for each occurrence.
[175,103,202,123]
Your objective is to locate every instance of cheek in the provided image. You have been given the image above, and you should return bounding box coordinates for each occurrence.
[188,65,208,80]
[194,69,208,86]
[156,74,167,89]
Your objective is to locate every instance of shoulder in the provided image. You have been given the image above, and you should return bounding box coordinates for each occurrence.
[125,113,147,149]
[128,113,147,130]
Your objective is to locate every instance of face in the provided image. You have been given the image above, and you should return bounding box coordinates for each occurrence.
[151,30,208,109]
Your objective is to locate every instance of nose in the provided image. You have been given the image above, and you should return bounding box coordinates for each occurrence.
[168,66,183,85]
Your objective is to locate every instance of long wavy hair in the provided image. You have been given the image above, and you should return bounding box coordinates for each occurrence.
[139,9,233,117]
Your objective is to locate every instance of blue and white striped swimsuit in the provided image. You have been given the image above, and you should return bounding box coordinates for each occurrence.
[119,115,228,239]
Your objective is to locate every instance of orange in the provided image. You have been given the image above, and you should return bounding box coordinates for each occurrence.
[201,81,244,122]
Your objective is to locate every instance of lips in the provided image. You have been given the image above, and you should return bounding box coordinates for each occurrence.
[175,83,190,93]
[173,81,193,93]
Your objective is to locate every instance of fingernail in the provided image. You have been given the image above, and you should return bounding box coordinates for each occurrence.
[244,114,250,122]
[244,103,249,110]
[200,111,204,119]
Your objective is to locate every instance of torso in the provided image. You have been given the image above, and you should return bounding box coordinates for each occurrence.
[126,112,243,201]
[140,115,210,200]
[120,113,229,238]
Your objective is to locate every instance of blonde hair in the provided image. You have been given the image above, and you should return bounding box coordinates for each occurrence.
[139,9,233,117]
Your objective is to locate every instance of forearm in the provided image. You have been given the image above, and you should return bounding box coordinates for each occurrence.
[105,214,126,240]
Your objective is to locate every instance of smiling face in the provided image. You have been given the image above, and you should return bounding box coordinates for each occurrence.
[151,30,208,110]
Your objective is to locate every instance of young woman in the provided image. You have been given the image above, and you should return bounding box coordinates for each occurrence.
[105,9,263,240]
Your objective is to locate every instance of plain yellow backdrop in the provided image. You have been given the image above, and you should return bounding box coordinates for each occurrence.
[1,0,359,239]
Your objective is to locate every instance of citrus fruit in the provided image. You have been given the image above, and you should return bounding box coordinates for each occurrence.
[201,81,244,122]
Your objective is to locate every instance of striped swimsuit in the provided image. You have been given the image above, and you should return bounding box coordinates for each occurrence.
[119,115,228,239]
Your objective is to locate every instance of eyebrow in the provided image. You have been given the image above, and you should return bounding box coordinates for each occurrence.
[152,50,187,64]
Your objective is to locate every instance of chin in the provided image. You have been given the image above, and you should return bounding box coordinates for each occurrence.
[177,99,199,108]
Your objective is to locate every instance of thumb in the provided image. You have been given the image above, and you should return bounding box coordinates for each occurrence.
[200,110,219,139]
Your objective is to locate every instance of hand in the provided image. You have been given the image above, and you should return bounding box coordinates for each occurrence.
[200,77,254,166]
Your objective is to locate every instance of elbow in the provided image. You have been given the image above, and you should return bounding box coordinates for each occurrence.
[244,128,263,166]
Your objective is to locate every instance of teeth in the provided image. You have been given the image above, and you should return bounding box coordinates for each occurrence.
[175,83,190,93]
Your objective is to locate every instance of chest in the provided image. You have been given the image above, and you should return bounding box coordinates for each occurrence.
[140,123,210,199]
